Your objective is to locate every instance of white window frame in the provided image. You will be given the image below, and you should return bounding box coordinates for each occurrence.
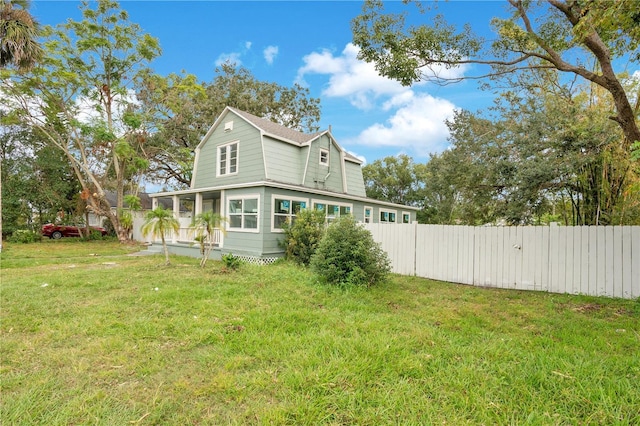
[364,206,373,224]
[402,211,411,224]
[312,199,352,223]
[379,208,397,223]
[271,194,309,232]
[217,141,239,177]
[227,194,260,233]
[319,148,329,166]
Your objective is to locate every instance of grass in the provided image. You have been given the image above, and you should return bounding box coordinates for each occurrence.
[1,240,639,425]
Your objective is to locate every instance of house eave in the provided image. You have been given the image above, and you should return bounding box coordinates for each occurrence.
[150,180,420,211]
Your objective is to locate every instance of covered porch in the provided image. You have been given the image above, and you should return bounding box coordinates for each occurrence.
[146,189,224,248]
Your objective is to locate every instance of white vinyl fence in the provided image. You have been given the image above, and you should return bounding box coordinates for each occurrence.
[364,223,640,299]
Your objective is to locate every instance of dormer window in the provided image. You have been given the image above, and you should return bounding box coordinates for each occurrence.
[319,149,329,166]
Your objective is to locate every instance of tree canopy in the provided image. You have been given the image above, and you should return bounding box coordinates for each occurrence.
[1,0,161,241]
[352,0,640,147]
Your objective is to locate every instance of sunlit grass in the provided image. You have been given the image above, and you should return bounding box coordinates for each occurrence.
[1,241,639,424]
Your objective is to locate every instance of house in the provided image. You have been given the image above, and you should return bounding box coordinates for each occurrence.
[147,106,419,263]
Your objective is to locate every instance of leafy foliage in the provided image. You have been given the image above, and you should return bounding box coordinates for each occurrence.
[221,253,242,271]
[141,206,179,265]
[311,215,390,287]
[0,0,43,70]
[280,208,326,266]
[6,229,40,243]
[193,211,226,268]
[137,63,322,188]
[1,0,161,242]
[352,0,639,148]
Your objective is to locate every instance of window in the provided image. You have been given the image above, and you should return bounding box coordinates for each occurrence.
[364,206,373,224]
[228,196,258,231]
[402,212,411,224]
[380,209,397,223]
[272,196,308,231]
[319,149,329,166]
[314,200,352,222]
[218,141,238,176]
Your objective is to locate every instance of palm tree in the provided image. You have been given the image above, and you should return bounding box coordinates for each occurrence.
[141,207,180,266]
[0,0,44,70]
[193,211,227,268]
[0,0,43,251]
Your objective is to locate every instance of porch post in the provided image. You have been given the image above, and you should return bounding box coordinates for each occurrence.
[152,198,157,209]
[195,193,203,216]
[172,195,179,243]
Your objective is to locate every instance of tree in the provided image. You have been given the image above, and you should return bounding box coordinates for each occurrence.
[362,154,423,205]
[421,76,640,226]
[136,63,322,188]
[1,0,44,251]
[141,206,179,266]
[0,0,161,242]
[193,211,226,268]
[0,0,43,70]
[352,0,640,148]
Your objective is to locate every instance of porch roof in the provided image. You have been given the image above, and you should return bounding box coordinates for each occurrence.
[149,180,420,211]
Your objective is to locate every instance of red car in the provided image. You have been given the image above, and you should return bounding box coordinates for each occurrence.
[41,223,108,239]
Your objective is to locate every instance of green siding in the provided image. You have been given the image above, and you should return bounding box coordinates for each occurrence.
[303,135,344,193]
[344,162,367,197]
[192,112,265,189]
[221,187,266,256]
[263,136,301,184]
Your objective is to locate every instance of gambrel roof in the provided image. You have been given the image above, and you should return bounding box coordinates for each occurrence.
[225,107,363,164]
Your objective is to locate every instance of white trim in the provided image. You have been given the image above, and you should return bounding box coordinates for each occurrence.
[363,206,373,224]
[260,131,269,180]
[379,208,398,223]
[270,194,310,233]
[312,199,353,222]
[319,148,329,166]
[216,140,240,177]
[401,211,411,224]
[340,150,347,193]
[150,180,420,211]
[226,193,260,233]
[302,144,311,185]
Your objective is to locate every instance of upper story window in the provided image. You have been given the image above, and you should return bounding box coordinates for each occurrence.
[218,141,238,177]
[319,149,329,166]
[402,212,411,224]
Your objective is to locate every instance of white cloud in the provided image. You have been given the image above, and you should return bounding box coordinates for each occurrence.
[263,45,279,65]
[215,41,253,67]
[345,93,456,158]
[297,43,410,110]
[215,52,242,67]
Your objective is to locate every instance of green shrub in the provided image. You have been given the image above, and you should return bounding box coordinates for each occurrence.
[221,253,242,270]
[280,208,326,265]
[311,215,390,287]
[7,229,41,244]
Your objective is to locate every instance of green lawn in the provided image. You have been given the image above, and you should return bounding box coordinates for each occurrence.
[1,240,639,425]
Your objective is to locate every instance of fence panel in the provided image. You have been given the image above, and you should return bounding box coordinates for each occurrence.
[365,223,639,299]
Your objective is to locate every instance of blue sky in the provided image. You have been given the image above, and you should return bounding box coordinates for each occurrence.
[32,1,510,164]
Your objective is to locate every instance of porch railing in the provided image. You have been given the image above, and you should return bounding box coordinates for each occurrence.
[151,227,223,247]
